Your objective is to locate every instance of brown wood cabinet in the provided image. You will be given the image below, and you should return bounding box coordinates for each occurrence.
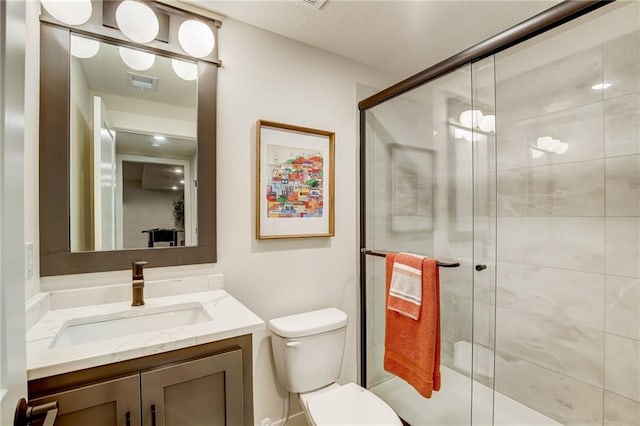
[29,335,252,426]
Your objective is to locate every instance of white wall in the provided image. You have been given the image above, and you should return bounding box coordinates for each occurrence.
[33,16,394,425]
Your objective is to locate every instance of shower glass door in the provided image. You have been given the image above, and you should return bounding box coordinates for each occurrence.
[492,3,640,425]
[363,59,497,425]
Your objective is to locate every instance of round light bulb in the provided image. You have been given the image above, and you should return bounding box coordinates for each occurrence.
[178,19,215,58]
[549,138,561,152]
[70,35,100,59]
[116,0,159,44]
[459,110,483,128]
[536,136,554,151]
[171,59,198,81]
[530,148,544,159]
[479,114,495,133]
[41,0,92,26]
[119,46,155,71]
[555,142,569,154]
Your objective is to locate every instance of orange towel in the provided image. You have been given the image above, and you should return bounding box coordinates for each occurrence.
[384,253,441,398]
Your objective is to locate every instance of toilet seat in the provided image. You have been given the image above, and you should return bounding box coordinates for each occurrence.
[301,383,402,426]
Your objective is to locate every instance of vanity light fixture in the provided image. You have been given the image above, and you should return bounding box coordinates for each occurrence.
[70,34,100,59]
[530,148,544,159]
[171,59,198,81]
[178,19,215,58]
[533,136,569,156]
[119,46,155,71]
[591,82,612,90]
[459,109,483,129]
[41,0,92,26]
[115,0,159,44]
[478,114,495,133]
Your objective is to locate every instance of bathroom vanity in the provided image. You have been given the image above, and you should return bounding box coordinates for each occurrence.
[25,275,264,426]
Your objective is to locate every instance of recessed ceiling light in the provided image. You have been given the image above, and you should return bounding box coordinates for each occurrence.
[591,82,612,90]
[154,135,165,141]
[180,179,185,184]
[171,185,178,190]
[174,168,183,174]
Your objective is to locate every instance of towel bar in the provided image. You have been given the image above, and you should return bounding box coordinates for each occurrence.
[361,249,460,268]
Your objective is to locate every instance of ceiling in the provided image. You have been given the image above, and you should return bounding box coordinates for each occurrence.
[186,0,562,78]
[116,131,197,158]
[77,36,197,108]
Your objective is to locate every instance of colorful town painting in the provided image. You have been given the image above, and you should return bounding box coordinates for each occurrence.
[265,144,324,219]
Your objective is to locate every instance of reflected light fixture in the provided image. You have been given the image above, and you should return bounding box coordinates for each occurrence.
[459,110,483,128]
[591,82,612,90]
[171,186,178,190]
[116,0,159,44]
[41,0,92,26]
[479,114,495,133]
[119,46,155,71]
[70,34,100,59]
[174,168,183,174]
[171,59,198,81]
[178,19,215,58]
[530,148,544,159]
[180,180,185,184]
[154,135,166,141]
[151,142,161,147]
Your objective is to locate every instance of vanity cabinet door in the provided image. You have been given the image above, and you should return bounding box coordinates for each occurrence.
[140,349,243,426]
[29,374,140,426]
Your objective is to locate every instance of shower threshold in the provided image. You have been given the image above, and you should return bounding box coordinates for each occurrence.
[370,366,563,426]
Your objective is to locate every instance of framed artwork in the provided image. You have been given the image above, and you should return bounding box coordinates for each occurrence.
[390,143,434,233]
[256,120,335,239]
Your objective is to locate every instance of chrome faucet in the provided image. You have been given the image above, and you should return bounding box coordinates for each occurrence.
[132,261,148,306]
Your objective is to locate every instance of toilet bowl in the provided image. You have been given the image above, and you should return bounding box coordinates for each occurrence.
[300,382,402,426]
[269,308,401,425]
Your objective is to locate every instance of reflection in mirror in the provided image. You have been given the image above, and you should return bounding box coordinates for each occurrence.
[69,34,198,252]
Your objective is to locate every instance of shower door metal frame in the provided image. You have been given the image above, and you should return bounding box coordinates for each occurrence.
[358,0,610,389]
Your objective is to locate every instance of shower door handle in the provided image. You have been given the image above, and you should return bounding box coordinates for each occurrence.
[475,264,487,271]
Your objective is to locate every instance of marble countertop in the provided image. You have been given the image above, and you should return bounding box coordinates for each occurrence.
[27,281,264,380]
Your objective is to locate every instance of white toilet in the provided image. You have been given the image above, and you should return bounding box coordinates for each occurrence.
[269,308,402,426]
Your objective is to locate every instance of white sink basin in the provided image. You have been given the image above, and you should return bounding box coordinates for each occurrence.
[51,303,212,348]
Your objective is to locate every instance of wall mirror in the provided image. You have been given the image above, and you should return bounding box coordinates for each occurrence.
[69,35,198,252]
[40,1,220,276]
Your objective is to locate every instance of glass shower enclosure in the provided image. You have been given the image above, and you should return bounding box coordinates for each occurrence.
[360,2,640,425]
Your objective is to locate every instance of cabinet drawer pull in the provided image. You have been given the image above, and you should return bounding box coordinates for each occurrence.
[151,404,156,426]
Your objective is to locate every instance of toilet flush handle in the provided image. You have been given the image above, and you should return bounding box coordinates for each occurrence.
[286,341,302,348]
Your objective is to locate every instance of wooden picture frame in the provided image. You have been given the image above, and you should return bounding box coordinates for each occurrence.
[256,120,335,239]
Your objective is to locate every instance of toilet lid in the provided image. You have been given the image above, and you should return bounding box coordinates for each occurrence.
[305,383,402,425]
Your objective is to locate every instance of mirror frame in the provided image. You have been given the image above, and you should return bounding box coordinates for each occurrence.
[39,5,219,276]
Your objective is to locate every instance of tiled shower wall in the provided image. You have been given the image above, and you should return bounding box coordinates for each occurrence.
[493,16,640,425]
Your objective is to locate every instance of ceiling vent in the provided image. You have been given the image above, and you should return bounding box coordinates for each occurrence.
[127,72,158,91]
[301,0,327,9]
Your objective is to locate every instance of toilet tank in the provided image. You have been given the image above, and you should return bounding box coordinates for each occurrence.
[269,308,348,393]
